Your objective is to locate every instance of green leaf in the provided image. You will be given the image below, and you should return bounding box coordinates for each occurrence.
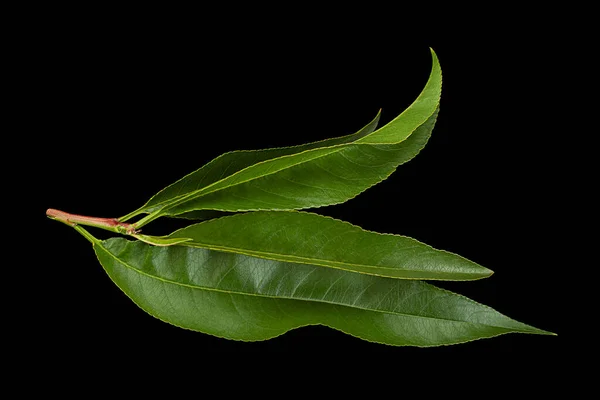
[169,211,492,281]
[123,49,441,226]
[87,231,552,346]
[48,47,554,348]
[121,108,381,222]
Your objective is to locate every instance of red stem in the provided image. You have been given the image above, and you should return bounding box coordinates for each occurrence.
[46,208,137,234]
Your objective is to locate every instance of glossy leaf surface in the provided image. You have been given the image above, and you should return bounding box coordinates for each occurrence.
[123,50,441,225]
[169,211,492,281]
[87,231,551,346]
[121,110,380,221]
[47,47,555,347]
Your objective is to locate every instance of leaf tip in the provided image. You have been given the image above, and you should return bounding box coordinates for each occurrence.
[428,47,440,68]
[469,265,494,280]
[529,326,557,337]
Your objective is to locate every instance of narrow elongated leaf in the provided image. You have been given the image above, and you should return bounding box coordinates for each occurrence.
[167,110,438,215]
[84,229,552,346]
[122,49,441,224]
[169,211,492,281]
[121,109,381,220]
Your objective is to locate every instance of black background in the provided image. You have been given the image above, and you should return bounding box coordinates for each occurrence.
[25,5,567,379]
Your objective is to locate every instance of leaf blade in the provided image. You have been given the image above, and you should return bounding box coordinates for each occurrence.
[90,234,552,346]
[168,210,492,281]
[125,109,382,218]
[125,50,441,223]
[163,107,439,218]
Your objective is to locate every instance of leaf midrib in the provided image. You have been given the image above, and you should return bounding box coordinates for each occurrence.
[180,242,454,279]
[95,240,501,328]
